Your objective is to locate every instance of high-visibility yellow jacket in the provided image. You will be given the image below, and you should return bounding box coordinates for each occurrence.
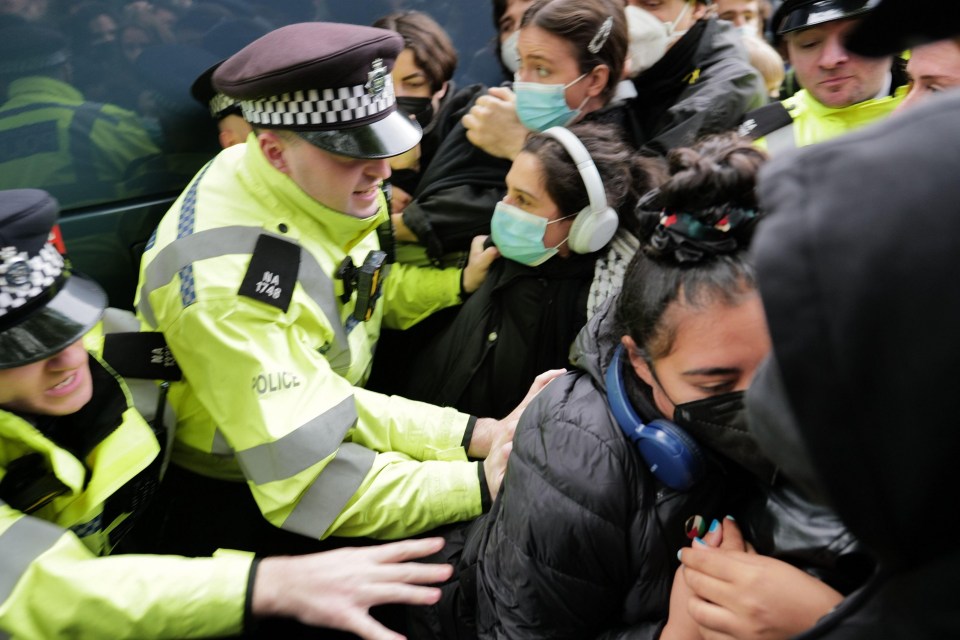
[0,325,250,639]
[136,137,484,541]
[0,76,160,208]
[743,85,907,153]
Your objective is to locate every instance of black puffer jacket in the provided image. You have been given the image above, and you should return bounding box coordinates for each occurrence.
[750,89,960,639]
[407,297,866,640]
[471,298,750,640]
[468,298,868,639]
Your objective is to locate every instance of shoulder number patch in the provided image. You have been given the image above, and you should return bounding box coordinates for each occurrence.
[239,234,301,312]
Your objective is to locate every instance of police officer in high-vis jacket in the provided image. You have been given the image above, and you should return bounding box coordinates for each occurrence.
[134,22,529,558]
[0,188,455,639]
[738,0,907,153]
[0,25,161,209]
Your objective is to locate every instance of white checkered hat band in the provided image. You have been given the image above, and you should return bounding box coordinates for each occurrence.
[0,242,64,318]
[241,76,396,128]
[209,92,241,118]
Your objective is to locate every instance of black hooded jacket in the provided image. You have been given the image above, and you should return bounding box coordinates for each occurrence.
[750,89,960,638]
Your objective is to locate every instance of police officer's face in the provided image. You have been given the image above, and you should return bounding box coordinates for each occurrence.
[785,19,892,109]
[898,39,960,112]
[263,132,391,218]
[0,340,93,417]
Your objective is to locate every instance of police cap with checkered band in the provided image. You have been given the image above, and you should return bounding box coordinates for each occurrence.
[213,22,421,159]
[192,61,243,121]
[0,190,106,369]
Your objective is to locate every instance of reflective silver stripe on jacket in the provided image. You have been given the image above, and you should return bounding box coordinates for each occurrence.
[136,226,351,375]
[235,396,358,485]
[765,122,797,155]
[0,502,66,605]
[280,442,376,538]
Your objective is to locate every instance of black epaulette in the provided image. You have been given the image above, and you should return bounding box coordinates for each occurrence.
[102,332,182,381]
[737,101,794,140]
[238,234,301,312]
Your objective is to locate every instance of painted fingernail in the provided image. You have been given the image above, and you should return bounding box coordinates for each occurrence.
[677,549,683,561]
[725,514,736,522]
[708,519,720,533]
[685,515,707,539]
[694,537,707,546]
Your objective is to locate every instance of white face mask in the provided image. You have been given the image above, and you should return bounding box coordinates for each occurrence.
[625,5,670,76]
[736,23,759,39]
[500,30,521,74]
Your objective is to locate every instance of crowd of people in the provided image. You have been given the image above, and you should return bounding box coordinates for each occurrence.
[1,0,960,638]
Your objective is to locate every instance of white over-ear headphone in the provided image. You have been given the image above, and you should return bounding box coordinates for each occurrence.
[542,126,619,254]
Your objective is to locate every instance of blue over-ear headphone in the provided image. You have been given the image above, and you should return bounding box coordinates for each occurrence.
[605,343,706,491]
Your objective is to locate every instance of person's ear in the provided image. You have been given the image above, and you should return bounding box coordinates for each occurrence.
[435,80,449,101]
[219,129,241,149]
[621,335,655,387]
[259,131,290,174]
[586,64,610,98]
[692,1,710,21]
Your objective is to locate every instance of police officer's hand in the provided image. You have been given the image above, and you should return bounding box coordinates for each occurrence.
[462,86,528,160]
[389,186,413,215]
[483,418,516,499]
[391,212,418,242]
[502,368,567,424]
[461,235,500,295]
[252,537,452,640]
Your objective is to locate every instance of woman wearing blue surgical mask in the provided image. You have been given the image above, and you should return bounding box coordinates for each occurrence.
[394,122,663,420]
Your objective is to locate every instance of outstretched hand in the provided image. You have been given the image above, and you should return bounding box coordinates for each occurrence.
[253,537,453,640]
[469,368,566,497]
[503,367,567,424]
[483,419,515,499]
[678,518,843,640]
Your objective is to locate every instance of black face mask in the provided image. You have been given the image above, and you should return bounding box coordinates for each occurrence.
[396,96,434,129]
[673,391,779,484]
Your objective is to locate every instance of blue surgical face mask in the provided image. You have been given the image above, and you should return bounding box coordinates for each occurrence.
[513,73,588,132]
[490,201,573,266]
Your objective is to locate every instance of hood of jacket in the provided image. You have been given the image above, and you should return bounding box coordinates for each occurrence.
[570,294,621,394]
[570,294,665,423]
[750,90,960,570]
